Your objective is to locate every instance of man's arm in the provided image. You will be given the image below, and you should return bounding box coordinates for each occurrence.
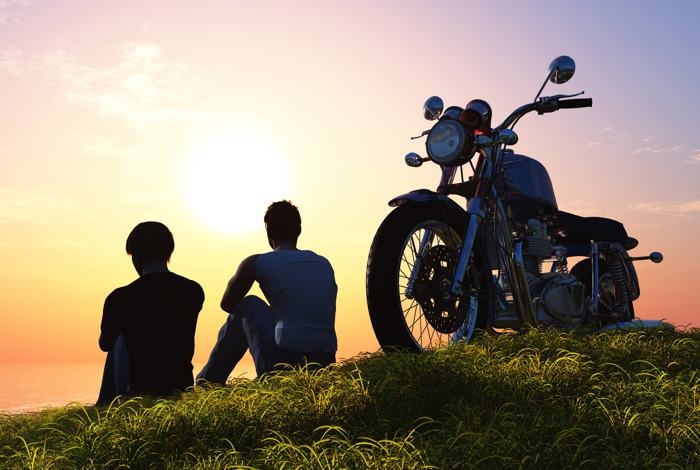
[99,291,121,351]
[220,255,258,314]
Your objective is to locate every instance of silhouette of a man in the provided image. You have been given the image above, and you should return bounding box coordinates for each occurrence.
[198,200,337,382]
[98,221,204,402]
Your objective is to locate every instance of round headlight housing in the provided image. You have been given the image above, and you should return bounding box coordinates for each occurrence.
[426,119,475,166]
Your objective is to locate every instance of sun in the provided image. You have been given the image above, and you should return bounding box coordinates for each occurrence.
[184,129,292,233]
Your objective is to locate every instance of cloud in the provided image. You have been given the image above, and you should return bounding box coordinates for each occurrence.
[587,127,691,159]
[0,42,206,129]
[587,126,629,148]
[0,0,29,24]
[631,144,686,155]
[686,149,700,163]
[0,46,25,76]
[56,43,206,128]
[631,200,700,215]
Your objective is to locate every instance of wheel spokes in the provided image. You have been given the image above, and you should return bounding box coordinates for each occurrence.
[398,221,476,350]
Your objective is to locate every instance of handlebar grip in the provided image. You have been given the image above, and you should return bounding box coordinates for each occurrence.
[558,98,593,109]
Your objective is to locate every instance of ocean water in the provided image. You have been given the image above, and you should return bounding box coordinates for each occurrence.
[0,361,255,413]
[0,363,103,413]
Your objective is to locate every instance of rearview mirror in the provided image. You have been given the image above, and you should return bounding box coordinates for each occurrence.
[548,56,576,84]
[423,96,444,120]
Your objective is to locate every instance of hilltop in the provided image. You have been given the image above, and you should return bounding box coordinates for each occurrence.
[1,328,698,469]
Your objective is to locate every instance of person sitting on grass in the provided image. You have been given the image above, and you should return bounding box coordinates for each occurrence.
[97,221,204,403]
[197,200,337,383]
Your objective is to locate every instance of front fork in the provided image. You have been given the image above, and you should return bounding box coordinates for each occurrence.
[449,197,484,297]
[448,195,537,325]
[404,197,485,300]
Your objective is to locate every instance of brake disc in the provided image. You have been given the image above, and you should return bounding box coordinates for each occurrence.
[413,245,470,334]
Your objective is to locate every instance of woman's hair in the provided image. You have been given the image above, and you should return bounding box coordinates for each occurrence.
[126,221,175,262]
[264,200,301,242]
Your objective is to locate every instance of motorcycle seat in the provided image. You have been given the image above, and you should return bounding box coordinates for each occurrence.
[553,211,634,246]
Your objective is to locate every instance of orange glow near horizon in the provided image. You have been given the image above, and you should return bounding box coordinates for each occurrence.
[0,1,698,372]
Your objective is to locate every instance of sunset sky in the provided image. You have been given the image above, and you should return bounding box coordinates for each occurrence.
[1,1,698,367]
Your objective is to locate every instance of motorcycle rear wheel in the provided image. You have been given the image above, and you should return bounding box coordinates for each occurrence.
[366,202,490,351]
[570,258,635,322]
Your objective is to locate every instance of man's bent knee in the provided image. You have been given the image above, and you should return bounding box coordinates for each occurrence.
[232,295,271,317]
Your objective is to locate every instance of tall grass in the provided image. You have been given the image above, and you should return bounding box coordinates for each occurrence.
[1,327,698,469]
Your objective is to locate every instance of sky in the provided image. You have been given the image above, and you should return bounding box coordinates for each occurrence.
[0,0,699,366]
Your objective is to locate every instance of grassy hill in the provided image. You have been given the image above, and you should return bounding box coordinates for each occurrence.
[1,327,698,469]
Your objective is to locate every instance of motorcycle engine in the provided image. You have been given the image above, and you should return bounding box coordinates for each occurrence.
[523,218,585,326]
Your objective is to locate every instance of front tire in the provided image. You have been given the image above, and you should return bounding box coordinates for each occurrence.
[366,202,490,351]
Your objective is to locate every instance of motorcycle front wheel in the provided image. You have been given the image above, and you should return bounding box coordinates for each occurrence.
[366,201,490,351]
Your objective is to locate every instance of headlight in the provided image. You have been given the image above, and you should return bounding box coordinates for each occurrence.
[426,119,474,166]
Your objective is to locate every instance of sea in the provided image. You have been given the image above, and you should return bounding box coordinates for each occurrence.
[0,362,255,414]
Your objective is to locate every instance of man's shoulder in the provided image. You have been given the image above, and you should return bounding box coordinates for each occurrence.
[168,272,205,296]
[303,250,334,268]
[237,254,260,277]
[168,271,199,284]
[130,272,204,299]
[242,254,261,267]
[263,249,332,265]
[104,282,135,310]
[106,280,137,299]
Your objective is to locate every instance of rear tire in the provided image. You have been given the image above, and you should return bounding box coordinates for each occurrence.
[570,258,634,322]
[366,202,490,351]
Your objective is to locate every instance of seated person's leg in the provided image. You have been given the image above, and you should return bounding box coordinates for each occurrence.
[197,315,248,384]
[235,297,334,376]
[236,296,277,376]
[114,335,129,394]
[96,335,129,405]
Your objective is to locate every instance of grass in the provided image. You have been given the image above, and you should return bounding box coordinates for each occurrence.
[1,327,698,469]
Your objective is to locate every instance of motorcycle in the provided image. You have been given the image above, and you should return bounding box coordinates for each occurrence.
[366,56,664,351]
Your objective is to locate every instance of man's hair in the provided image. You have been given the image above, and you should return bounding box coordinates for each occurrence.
[126,221,175,262]
[264,200,301,242]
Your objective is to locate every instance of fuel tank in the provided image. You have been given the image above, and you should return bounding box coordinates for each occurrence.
[501,151,558,218]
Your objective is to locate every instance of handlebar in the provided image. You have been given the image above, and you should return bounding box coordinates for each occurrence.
[558,98,592,109]
[494,95,592,131]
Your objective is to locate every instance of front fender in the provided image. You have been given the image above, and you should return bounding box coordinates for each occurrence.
[388,189,465,214]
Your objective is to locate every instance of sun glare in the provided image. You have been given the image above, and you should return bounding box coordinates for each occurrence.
[184,129,292,233]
